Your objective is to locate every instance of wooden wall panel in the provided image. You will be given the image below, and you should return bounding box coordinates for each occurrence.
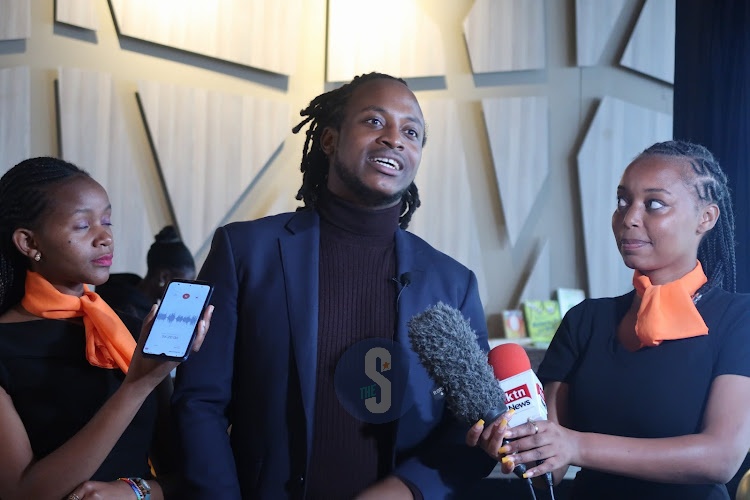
[56,0,98,31]
[326,0,445,81]
[519,240,550,304]
[410,99,488,306]
[575,0,627,66]
[0,66,30,172]
[137,81,290,256]
[0,0,30,40]
[482,95,549,247]
[620,0,675,83]
[109,0,301,75]
[577,96,672,299]
[463,0,546,73]
[57,67,154,275]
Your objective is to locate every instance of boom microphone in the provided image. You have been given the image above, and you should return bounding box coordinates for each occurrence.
[407,302,507,425]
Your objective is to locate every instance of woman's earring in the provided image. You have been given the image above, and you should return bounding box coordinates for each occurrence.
[34,253,41,262]
[158,280,165,287]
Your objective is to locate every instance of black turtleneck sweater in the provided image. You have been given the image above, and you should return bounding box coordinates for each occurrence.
[305,191,401,500]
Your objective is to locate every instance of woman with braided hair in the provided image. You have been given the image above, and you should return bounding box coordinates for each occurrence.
[0,157,213,499]
[468,140,750,499]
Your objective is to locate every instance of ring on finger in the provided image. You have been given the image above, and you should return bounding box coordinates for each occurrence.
[68,494,81,500]
[532,422,539,434]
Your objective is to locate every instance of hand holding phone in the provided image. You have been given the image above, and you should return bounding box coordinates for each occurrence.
[141,279,214,361]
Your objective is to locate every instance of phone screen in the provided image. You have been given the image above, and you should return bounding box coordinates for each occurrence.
[142,279,213,361]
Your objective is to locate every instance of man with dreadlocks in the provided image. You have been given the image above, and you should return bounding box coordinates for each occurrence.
[172,72,496,499]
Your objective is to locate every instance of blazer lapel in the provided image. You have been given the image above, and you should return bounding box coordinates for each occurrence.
[279,210,320,456]
[394,230,425,344]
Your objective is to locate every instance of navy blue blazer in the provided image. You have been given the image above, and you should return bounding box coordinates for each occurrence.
[172,210,496,499]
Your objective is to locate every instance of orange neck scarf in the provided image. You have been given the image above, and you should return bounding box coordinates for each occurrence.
[21,271,135,373]
[632,261,708,348]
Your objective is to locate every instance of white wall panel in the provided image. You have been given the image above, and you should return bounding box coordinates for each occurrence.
[464,0,546,73]
[137,80,290,255]
[56,0,98,30]
[620,0,675,83]
[483,95,549,247]
[0,66,30,172]
[575,0,627,66]
[519,240,551,304]
[0,0,30,40]
[109,0,301,75]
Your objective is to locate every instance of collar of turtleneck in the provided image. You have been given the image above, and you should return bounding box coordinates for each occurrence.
[315,189,401,244]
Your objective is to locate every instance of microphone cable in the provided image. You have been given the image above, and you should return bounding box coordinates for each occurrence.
[524,476,538,500]
[517,463,555,500]
[504,455,537,500]
[526,471,555,500]
[544,470,556,500]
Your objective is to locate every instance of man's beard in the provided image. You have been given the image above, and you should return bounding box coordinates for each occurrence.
[331,158,408,208]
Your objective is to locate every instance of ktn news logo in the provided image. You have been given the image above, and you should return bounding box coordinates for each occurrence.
[503,382,546,412]
[334,339,416,423]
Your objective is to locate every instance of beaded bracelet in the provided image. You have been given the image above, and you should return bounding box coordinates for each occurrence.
[130,477,151,500]
[118,478,145,500]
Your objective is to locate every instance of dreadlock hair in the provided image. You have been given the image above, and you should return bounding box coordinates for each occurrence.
[0,157,91,314]
[638,140,737,292]
[292,72,423,230]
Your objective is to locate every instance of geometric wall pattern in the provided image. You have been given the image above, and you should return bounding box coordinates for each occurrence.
[575,0,627,66]
[0,66,30,172]
[109,0,301,75]
[464,0,546,73]
[518,239,550,304]
[410,99,489,306]
[137,81,290,256]
[326,0,445,81]
[55,0,98,31]
[620,0,675,84]
[0,2,679,339]
[0,0,30,40]
[577,96,672,299]
[482,95,549,247]
[57,67,154,275]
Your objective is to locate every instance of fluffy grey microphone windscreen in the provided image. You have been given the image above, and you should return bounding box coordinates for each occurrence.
[407,302,507,424]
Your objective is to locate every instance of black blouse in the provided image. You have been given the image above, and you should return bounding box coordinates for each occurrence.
[0,316,156,480]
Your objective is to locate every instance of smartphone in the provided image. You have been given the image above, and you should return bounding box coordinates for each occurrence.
[141,279,214,361]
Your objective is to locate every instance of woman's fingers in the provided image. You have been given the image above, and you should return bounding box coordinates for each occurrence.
[466,419,485,446]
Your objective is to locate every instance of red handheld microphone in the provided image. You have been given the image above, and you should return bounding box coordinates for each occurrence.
[489,342,532,379]
[489,343,547,417]
[489,342,554,489]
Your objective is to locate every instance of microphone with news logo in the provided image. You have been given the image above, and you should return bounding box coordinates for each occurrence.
[489,343,547,421]
[408,304,546,500]
[489,342,555,495]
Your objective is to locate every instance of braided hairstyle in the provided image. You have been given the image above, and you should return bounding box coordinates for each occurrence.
[292,72,424,229]
[638,140,737,292]
[146,225,195,276]
[0,157,92,314]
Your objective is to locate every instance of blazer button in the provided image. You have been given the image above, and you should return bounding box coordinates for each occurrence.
[285,475,305,491]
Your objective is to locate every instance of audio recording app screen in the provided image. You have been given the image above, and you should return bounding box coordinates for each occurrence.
[144,281,209,357]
